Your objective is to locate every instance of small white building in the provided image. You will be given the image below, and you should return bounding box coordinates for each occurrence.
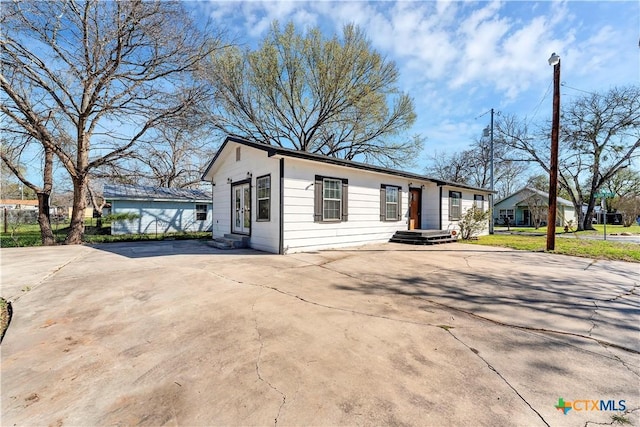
[104,184,213,235]
[201,136,492,254]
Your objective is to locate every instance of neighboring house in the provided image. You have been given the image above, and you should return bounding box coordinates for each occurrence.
[493,187,576,227]
[0,199,38,211]
[201,135,492,254]
[0,199,66,219]
[104,184,213,235]
[67,206,96,219]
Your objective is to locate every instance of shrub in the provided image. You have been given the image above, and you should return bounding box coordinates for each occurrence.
[103,212,141,223]
[613,194,640,227]
[458,206,490,240]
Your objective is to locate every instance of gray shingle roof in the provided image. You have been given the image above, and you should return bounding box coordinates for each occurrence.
[495,187,573,206]
[104,184,211,202]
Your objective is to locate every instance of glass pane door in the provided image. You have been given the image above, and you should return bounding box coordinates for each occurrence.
[232,183,251,234]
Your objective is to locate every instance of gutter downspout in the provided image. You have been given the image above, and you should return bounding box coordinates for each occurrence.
[438,186,443,230]
[210,179,215,238]
[279,158,284,255]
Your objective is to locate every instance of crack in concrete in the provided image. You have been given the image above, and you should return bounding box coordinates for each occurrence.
[292,256,640,355]
[583,407,640,426]
[203,263,448,331]
[215,270,442,329]
[462,255,473,269]
[9,250,90,302]
[418,295,640,355]
[605,283,639,303]
[598,345,640,379]
[444,328,550,427]
[219,268,553,426]
[252,302,286,426]
[204,262,639,397]
[587,301,599,337]
[206,264,640,358]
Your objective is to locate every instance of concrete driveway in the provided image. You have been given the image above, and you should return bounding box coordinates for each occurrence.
[1,241,638,426]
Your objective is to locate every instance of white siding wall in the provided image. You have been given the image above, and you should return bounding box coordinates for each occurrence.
[440,186,490,236]
[111,200,212,235]
[559,206,576,225]
[282,158,411,253]
[208,143,281,253]
[422,182,441,229]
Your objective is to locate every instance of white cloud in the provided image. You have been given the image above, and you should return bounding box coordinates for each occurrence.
[201,0,638,163]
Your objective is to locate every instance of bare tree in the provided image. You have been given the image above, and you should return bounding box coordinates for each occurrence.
[497,86,640,231]
[613,194,640,227]
[133,121,218,188]
[0,158,36,200]
[425,150,470,183]
[425,137,527,197]
[208,21,422,168]
[1,141,55,245]
[86,179,107,229]
[521,189,547,229]
[91,121,217,189]
[1,0,225,244]
[605,168,640,198]
[525,174,549,192]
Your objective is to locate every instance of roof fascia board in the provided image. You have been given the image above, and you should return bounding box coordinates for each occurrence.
[203,135,494,193]
[107,197,211,203]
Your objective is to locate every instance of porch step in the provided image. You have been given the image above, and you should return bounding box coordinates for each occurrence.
[389,230,457,245]
[207,233,250,250]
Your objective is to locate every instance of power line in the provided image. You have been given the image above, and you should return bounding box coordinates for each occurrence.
[560,82,598,96]
[527,80,552,126]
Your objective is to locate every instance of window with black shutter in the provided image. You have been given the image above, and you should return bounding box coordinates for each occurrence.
[314,175,348,222]
[380,185,402,221]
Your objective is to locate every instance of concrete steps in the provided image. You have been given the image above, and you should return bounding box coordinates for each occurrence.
[207,233,250,250]
[389,230,457,245]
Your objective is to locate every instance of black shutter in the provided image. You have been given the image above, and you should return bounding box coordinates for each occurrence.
[397,187,403,220]
[314,176,323,222]
[380,186,386,221]
[341,179,348,222]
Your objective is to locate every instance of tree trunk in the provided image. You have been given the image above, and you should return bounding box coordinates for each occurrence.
[37,192,55,245]
[65,176,88,244]
[582,198,597,231]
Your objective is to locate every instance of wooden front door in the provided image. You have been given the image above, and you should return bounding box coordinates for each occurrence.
[232,182,251,234]
[409,188,421,229]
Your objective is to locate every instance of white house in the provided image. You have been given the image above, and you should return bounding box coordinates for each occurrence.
[201,136,492,254]
[104,184,213,235]
[0,199,38,211]
[493,187,576,227]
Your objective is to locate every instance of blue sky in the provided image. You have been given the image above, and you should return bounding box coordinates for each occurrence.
[195,0,639,173]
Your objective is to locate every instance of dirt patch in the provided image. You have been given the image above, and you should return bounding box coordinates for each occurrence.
[1,297,12,343]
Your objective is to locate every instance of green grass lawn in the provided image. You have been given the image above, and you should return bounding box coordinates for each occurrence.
[0,222,71,247]
[469,233,640,263]
[1,221,210,247]
[497,224,640,235]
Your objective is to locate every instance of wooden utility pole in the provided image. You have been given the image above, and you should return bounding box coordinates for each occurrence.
[547,54,561,251]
